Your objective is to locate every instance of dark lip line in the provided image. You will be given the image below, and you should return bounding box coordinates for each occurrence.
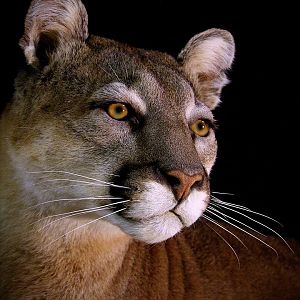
[170,210,185,226]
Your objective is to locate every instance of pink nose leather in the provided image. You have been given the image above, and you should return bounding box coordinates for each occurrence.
[166,170,203,201]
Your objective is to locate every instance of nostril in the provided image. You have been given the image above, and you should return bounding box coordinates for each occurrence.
[164,170,204,202]
[165,174,181,188]
[191,178,204,190]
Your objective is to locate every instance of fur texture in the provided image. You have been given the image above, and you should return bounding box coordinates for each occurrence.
[20,0,88,66]
[1,0,300,299]
[178,29,235,109]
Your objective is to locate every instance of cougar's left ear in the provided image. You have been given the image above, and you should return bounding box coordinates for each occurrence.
[178,29,235,110]
[19,0,89,68]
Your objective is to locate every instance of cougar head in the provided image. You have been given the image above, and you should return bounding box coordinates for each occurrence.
[8,0,234,243]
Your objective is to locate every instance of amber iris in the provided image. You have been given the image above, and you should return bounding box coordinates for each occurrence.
[107,103,129,120]
[191,119,210,137]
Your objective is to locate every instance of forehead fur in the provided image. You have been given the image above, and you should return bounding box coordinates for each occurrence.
[18,0,234,113]
[15,35,198,118]
[86,36,187,87]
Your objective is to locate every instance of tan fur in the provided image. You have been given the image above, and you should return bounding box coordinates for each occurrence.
[1,0,300,299]
[20,0,88,66]
[1,161,299,300]
[178,29,235,109]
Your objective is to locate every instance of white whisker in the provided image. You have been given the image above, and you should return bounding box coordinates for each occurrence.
[40,183,104,193]
[38,206,115,231]
[211,202,294,253]
[99,65,114,78]
[207,205,267,237]
[46,208,126,246]
[39,178,128,190]
[34,199,130,224]
[208,204,229,219]
[40,178,108,186]
[211,196,283,226]
[27,196,123,209]
[205,209,278,256]
[89,172,120,177]
[107,63,121,81]
[39,203,125,231]
[29,170,130,189]
[212,191,235,196]
[29,170,116,182]
[124,64,129,80]
[203,219,240,268]
[202,214,247,249]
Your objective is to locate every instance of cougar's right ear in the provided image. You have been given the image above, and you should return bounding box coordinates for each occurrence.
[178,29,235,110]
[19,0,88,68]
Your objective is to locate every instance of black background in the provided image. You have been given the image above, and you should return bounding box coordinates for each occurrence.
[2,1,299,239]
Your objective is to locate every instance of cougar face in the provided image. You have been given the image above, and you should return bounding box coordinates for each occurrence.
[7,0,234,244]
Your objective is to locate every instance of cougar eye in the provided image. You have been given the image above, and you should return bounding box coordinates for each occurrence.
[107,103,129,120]
[191,119,210,137]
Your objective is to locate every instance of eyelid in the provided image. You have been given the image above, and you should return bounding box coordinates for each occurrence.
[191,118,216,130]
[205,119,217,130]
[90,100,141,126]
[89,99,131,111]
[91,83,147,116]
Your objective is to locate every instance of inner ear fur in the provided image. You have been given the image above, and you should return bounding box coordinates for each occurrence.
[178,29,235,110]
[19,0,89,68]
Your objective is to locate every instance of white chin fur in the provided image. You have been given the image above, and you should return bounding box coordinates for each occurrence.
[174,190,208,227]
[118,212,183,244]
[109,181,208,244]
[125,181,176,219]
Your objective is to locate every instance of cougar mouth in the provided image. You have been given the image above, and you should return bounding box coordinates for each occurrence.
[107,168,210,243]
[170,210,185,225]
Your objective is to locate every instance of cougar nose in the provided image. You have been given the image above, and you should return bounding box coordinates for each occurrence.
[165,170,203,202]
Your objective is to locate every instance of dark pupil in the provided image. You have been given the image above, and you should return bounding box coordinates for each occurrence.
[197,121,205,130]
[115,105,125,114]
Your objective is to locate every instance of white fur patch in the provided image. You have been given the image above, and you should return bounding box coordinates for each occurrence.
[178,29,235,110]
[125,181,176,219]
[181,37,234,77]
[108,180,183,243]
[174,190,208,226]
[94,82,147,115]
[110,211,183,244]
[179,29,234,77]
[134,212,183,243]
[109,181,208,244]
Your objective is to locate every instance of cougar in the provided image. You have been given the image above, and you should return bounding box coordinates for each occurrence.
[0,0,299,299]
